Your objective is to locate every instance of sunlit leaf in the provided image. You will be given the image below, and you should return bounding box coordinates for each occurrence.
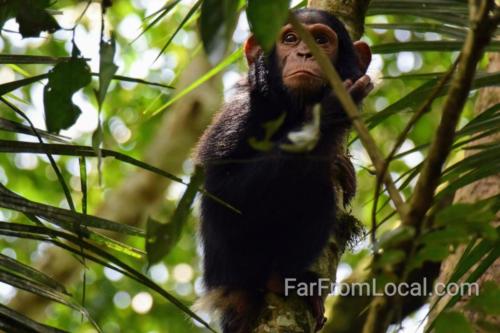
[155,0,202,61]
[247,0,290,51]
[133,0,182,42]
[97,37,118,108]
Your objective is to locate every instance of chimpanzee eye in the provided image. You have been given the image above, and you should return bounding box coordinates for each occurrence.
[283,32,298,44]
[315,34,329,44]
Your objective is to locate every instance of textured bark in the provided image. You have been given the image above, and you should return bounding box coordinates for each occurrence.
[427,52,500,331]
[9,54,222,319]
[308,0,371,40]
[253,240,340,333]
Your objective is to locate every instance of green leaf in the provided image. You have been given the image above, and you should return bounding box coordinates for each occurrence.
[0,269,100,331]
[372,41,500,54]
[132,0,182,42]
[368,0,468,14]
[435,196,499,232]
[0,0,60,38]
[0,55,75,64]
[447,244,500,309]
[200,0,240,63]
[0,253,67,293]
[0,117,67,142]
[146,167,204,264]
[89,232,145,259]
[368,72,500,129]
[155,0,203,61]
[366,23,467,38]
[0,222,215,332]
[467,281,500,315]
[434,311,473,333]
[0,183,144,236]
[249,112,286,152]
[376,250,406,267]
[449,237,496,284]
[0,140,184,185]
[15,0,60,38]
[0,303,68,333]
[92,73,174,89]
[419,228,469,246]
[374,225,415,251]
[97,37,118,108]
[247,0,291,51]
[411,243,450,269]
[457,103,500,138]
[43,56,91,133]
[0,73,49,96]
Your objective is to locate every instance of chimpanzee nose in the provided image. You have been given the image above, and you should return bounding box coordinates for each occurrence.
[297,43,313,59]
[297,50,313,59]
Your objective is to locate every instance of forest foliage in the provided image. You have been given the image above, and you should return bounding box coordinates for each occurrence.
[0,0,498,332]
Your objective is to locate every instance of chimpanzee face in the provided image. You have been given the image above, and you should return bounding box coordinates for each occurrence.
[275,22,338,95]
[244,9,372,101]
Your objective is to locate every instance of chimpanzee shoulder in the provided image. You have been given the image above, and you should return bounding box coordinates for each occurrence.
[195,79,252,164]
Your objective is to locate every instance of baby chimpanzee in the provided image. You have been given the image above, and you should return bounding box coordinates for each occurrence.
[195,8,372,333]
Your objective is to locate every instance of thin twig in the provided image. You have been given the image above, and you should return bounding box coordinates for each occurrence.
[370,58,460,244]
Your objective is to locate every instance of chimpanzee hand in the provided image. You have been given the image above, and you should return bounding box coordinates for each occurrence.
[320,75,373,128]
[343,74,373,103]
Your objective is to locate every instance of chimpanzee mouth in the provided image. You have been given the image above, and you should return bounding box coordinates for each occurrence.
[286,70,321,79]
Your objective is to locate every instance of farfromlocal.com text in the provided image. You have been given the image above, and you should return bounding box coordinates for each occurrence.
[284,278,479,297]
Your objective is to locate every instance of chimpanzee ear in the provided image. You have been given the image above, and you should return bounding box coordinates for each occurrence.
[244,35,261,65]
[353,41,372,73]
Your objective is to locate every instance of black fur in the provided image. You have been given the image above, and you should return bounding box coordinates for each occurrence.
[196,9,365,332]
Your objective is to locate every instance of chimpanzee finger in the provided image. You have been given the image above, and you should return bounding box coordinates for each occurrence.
[349,75,372,102]
[343,79,353,90]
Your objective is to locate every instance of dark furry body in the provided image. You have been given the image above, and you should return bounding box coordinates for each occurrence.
[195,9,365,332]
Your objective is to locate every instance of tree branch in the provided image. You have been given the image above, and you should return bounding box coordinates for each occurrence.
[370,59,459,243]
[361,1,500,332]
[405,0,497,230]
